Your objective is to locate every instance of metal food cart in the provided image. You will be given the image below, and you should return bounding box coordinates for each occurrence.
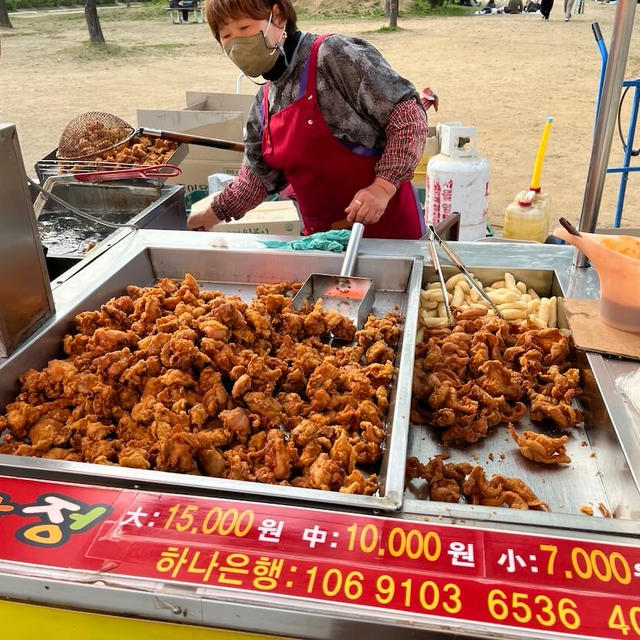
[1,1,639,636]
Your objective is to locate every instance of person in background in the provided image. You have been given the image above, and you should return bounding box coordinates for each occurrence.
[563,0,575,20]
[477,0,496,13]
[540,0,553,19]
[186,0,427,239]
[504,0,523,12]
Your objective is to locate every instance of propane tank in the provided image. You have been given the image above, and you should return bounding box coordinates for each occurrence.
[425,123,490,242]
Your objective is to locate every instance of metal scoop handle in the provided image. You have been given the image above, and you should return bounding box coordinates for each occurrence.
[74,164,181,183]
[427,224,504,318]
[340,222,365,277]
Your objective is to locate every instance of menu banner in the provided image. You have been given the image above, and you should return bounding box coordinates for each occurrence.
[0,476,638,639]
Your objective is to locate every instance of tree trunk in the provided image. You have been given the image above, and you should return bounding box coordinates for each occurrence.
[85,0,105,45]
[0,0,13,29]
[388,0,398,27]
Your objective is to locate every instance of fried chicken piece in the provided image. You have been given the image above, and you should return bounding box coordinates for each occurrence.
[264,429,292,480]
[223,446,254,481]
[197,446,226,477]
[246,354,282,393]
[155,430,199,473]
[463,468,550,511]
[42,448,83,462]
[256,282,300,297]
[219,407,251,444]
[243,392,283,428]
[302,299,328,337]
[478,360,524,401]
[6,401,45,438]
[118,445,151,469]
[308,453,345,490]
[202,379,229,416]
[324,309,356,342]
[199,319,230,341]
[340,469,377,494]
[422,457,464,503]
[78,438,119,465]
[330,429,356,473]
[598,502,612,518]
[353,440,382,465]
[529,390,582,428]
[508,423,571,464]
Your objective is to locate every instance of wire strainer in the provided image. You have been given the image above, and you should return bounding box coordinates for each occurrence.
[57,112,136,160]
[57,111,245,161]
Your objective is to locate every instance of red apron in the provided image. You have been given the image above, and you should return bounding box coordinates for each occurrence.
[261,34,423,240]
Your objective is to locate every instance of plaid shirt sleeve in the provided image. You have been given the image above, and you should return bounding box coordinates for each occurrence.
[375,99,428,189]
[211,163,269,222]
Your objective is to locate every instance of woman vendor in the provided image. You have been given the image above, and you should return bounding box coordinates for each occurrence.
[187,0,427,239]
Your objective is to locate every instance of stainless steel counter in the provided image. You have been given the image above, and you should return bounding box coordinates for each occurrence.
[0,229,638,640]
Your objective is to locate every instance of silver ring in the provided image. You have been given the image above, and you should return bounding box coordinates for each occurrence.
[354,199,363,205]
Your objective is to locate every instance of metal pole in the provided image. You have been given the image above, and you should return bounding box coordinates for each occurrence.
[574,0,636,267]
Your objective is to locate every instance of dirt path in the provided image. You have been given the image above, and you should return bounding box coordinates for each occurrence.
[2,6,640,230]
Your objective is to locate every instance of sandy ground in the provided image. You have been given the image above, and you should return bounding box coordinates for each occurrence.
[2,5,640,231]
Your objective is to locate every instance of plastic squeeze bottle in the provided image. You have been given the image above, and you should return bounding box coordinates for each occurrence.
[503,117,553,242]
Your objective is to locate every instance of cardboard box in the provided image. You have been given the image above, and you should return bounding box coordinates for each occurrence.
[185,91,255,122]
[170,157,242,194]
[192,195,301,236]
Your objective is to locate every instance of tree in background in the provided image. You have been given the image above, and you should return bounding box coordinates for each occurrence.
[388,0,398,26]
[85,0,105,44]
[383,0,399,27]
[0,0,13,29]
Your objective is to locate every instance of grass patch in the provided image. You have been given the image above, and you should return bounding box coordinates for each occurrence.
[131,42,186,51]
[0,29,39,36]
[296,6,387,20]
[59,39,185,60]
[409,0,476,16]
[60,41,131,59]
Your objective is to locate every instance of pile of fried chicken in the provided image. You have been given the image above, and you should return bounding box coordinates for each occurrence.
[97,136,178,165]
[411,308,582,447]
[0,275,402,495]
[406,455,550,511]
[409,307,583,511]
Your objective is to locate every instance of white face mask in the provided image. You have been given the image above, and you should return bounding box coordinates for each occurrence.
[223,11,286,78]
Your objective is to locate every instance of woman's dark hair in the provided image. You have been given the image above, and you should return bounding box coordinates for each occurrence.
[205,0,297,41]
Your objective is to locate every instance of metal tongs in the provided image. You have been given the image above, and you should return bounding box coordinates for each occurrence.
[427,223,503,319]
[427,225,454,326]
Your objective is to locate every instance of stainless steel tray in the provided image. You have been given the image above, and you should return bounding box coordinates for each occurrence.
[404,265,640,536]
[0,245,422,511]
[34,180,186,259]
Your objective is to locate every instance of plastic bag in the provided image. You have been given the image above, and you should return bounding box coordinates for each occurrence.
[615,367,640,414]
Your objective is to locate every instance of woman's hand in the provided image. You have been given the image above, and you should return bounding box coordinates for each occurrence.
[187,201,219,231]
[345,177,397,226]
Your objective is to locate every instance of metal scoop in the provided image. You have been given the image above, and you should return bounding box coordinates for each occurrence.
[292,222,375,330]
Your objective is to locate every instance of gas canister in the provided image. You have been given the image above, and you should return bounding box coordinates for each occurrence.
[425,123,490,241]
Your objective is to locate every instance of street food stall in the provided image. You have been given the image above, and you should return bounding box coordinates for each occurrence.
[1,3,639,638]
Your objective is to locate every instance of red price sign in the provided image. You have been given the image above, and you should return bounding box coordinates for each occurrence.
[0,476,639,639]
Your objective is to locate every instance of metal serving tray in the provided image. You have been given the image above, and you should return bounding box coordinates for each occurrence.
[404,265,640,536]
[0,244,422,511]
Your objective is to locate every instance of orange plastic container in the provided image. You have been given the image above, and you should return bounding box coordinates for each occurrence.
[554,227,640,333]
